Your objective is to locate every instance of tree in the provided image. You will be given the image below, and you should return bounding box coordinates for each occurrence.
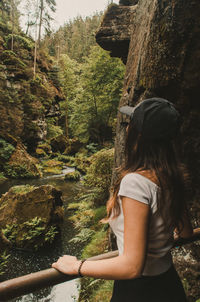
[69,46,125,144]
[38,0,56,45]
[58,54,81,137]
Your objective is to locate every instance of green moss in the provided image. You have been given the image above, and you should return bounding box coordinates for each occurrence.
[64,170,81,181]
[9,184,36,195]
[43,166,62,174]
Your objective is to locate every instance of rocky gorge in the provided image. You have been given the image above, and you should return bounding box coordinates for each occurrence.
[96,0,200,300]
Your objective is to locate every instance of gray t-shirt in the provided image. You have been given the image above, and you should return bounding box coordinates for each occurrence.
[109,173,174,276]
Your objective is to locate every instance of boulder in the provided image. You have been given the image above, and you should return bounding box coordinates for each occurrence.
[50,134,69,153]
[6,142,42,178]
[0,184,64,250]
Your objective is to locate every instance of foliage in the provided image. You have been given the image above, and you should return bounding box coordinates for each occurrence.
[82,229,109,259]
[86,143,99,155]
[46,13,103,62]
[69,228,95,244]
[69,46,125,144]
[4,34,34,50]
[2,217,58,250]
[88,280,113,302]
[2,223,18,243]
[84,148,114,194]
[0,138,15,161]
[4,163,37,179]
[74,154,91,173]
[64,170,80,181]
[1,50,26,67]
[46,119,63,139]
[0,172,7,181]
[0,252,10,276]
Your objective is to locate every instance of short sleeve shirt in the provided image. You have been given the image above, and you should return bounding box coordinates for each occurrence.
[109,173,174,276]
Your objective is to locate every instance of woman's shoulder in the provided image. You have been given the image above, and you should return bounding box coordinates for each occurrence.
[121,170,158,187]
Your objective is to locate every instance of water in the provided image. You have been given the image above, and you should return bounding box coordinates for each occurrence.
[0,168,82,302]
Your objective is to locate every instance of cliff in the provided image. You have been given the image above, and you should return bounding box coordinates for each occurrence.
[96,0,200,300]
[0,23,63,153]
[96,0,200,206]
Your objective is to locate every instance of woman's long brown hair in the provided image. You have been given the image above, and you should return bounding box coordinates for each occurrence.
[106,119,189,232]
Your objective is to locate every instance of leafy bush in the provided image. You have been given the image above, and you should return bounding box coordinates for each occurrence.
[84,148,114,189]
[47,124,63,139]
[4,163,37,179]
[0,139,15,161]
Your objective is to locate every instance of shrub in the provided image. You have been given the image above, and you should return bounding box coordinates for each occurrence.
[4,163,37,179]
[84,148,114,190]
[0,139,15,162]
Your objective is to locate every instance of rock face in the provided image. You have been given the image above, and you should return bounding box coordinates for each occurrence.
[96,4,137,63]
[0,185,64,250]
[97,0,200,199]
[0,26,63,153]
[96,0,200,300]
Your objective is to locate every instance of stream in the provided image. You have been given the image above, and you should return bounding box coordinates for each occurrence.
[0,167,82,302]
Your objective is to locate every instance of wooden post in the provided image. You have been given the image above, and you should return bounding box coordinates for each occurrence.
[0,230,199,301]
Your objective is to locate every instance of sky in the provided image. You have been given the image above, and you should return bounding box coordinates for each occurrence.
[53,0,119,29]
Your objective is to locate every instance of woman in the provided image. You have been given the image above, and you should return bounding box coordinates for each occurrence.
[52,97,193,302]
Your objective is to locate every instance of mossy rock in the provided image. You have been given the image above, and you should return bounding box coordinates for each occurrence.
[0,184,64,250]
[64,170,81,181]
[5,143,42,179]
[64,138,84,155]
[50,134,69,153]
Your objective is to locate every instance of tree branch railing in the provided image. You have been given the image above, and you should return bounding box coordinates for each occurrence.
[0,228,200,302]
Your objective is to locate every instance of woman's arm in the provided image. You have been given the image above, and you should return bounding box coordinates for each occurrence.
[52,197,150,280]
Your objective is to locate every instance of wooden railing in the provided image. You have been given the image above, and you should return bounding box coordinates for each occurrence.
[0,228,200,302]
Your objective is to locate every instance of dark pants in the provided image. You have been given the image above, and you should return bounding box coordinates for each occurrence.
[110,265,187,302]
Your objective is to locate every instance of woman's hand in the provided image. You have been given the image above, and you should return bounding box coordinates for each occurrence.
[52,255,81,275]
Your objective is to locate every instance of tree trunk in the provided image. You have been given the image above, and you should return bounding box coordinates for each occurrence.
[38,0,44,46]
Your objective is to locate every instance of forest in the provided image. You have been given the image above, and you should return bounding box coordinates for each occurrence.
[0,0,200,302]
